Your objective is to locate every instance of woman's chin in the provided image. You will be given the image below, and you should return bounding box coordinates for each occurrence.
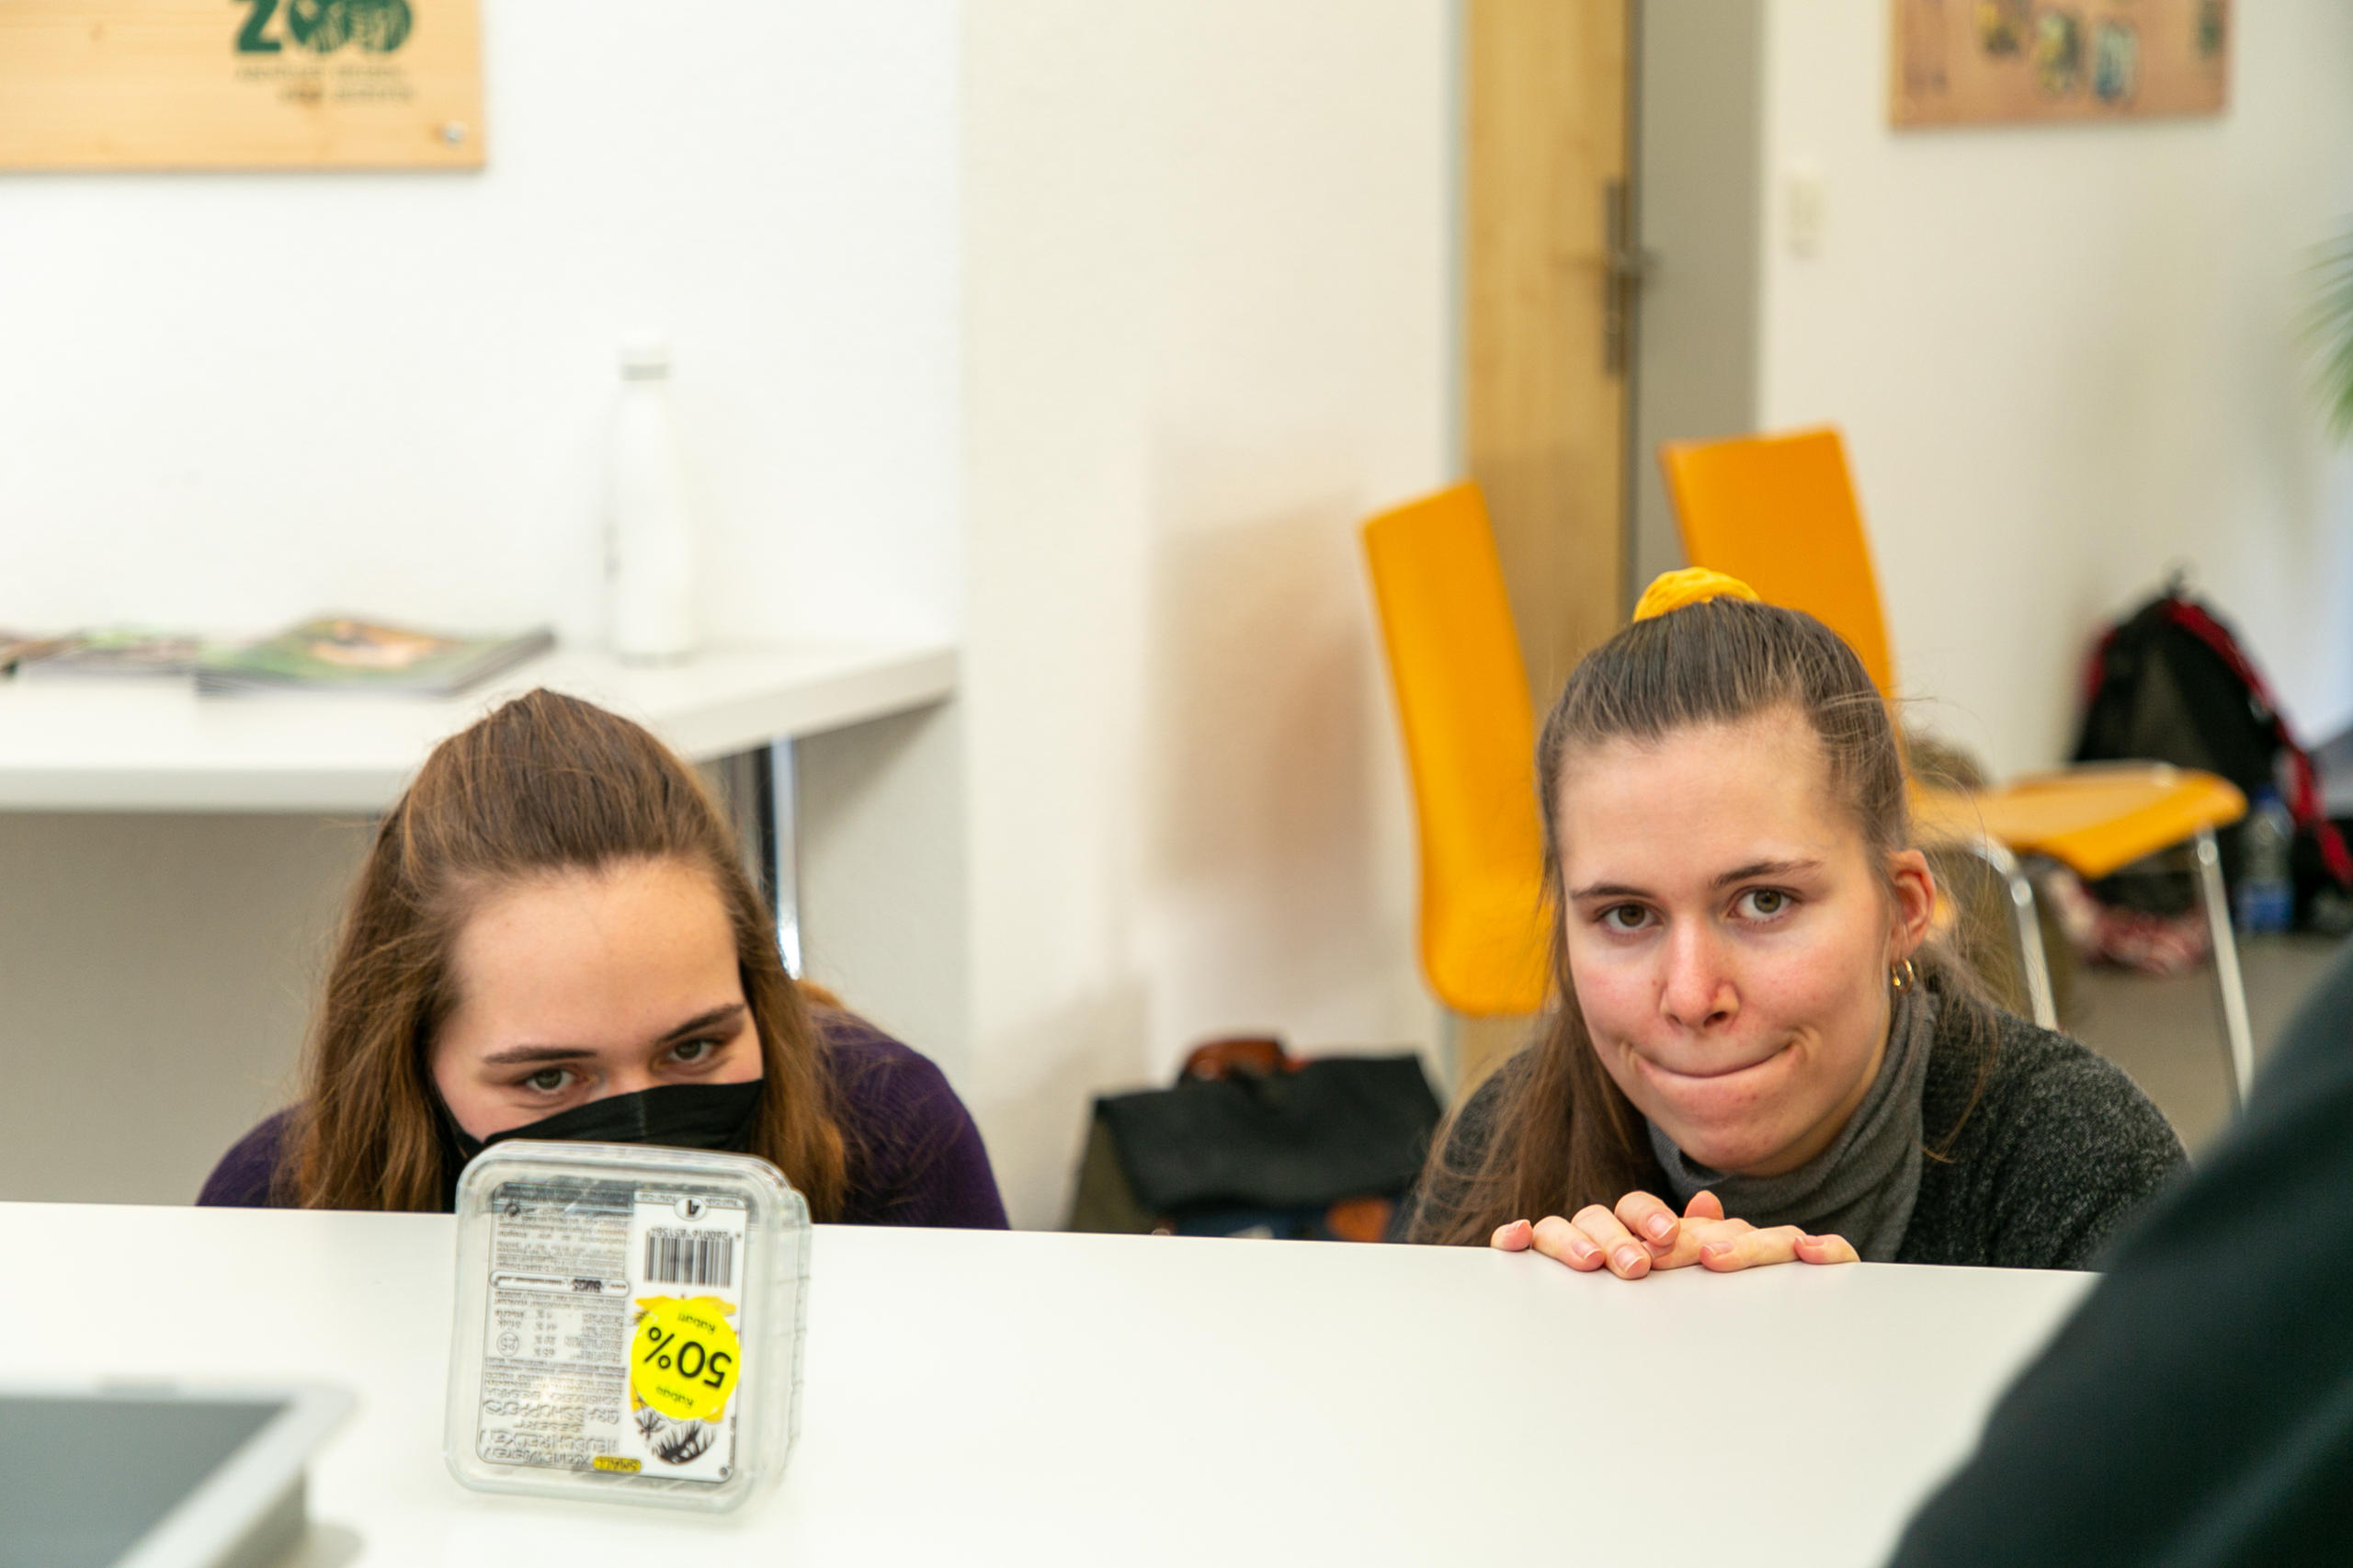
[1657,1121,1790,1175]
[1625,1042,1804,1166]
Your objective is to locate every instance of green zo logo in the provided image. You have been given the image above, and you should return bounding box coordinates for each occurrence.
[235,0,414,55]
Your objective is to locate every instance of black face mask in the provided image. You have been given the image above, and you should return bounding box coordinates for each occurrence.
[435,1080,765,1211]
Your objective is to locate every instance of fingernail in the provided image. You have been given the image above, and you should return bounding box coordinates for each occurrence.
[1613,1245,1644,1273]
[1569,1239,1596,1263]
[1643,1213,1673,1241]
[1702,1242,1731,1261]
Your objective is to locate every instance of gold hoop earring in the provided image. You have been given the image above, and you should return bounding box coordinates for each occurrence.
[1891,957,1917,993]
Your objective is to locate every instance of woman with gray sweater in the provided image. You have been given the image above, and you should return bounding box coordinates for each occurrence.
[1404,572,2184,1274]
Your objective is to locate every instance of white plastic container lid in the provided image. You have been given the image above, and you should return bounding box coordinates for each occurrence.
[443,1140,811,1512]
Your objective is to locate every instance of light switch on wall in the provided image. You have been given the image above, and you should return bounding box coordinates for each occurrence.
[1786,161,1824,257]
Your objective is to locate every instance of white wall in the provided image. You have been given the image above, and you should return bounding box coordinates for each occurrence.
[1757,0,2353,777]
[0,812,368,1203]
[0,1,961,647]
[799,702,970,1087]
[961,0,1454,1226]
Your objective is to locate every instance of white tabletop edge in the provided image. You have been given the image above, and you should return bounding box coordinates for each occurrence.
[0,640,958,813]
[0,1204,2092,1568]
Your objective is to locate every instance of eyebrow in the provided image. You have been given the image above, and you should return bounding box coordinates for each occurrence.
[478,1044,598,1067]
[478,1003,749,1067]
[1710,858,1822,889]
[1567,858,1823,903]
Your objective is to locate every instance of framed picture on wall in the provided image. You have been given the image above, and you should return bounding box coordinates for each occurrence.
[0,0,484,168]
[1892,0,2230,127]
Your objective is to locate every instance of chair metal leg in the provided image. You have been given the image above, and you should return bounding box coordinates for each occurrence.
[2001,852,2059,1031]
[2191,827,2255,1110]
[1960,837,2059,1029]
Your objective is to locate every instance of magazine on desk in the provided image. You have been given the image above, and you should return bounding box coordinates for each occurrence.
[199,618,555,698]
[0,631,74,674]
[15,629,207,679]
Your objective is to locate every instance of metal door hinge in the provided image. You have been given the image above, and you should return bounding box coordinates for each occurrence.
[1603,178,1655,376]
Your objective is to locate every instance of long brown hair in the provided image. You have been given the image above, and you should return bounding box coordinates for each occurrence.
[1407,597,1995,1244]
[280,689,848,1218]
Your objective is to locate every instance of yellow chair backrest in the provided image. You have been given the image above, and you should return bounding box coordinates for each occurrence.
[1361,483,1550,1017]
[1658,426,1899,699]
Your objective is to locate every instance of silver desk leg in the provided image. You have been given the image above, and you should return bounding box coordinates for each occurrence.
[767,737,802,979]
[2192,826,2255,1110]
[713,740,802,978]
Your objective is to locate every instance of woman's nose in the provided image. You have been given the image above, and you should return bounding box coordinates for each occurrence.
[1659,925,1737,1028]
[602,1066,660,1099]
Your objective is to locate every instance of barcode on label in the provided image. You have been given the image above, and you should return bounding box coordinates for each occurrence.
[643,1231,734,1289]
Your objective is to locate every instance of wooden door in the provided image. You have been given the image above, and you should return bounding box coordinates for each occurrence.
[1458,0,1631,1085]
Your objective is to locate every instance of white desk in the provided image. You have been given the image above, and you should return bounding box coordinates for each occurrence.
[0,1203,2089,1567]
[0,638,956,973]
[0,640,957,812]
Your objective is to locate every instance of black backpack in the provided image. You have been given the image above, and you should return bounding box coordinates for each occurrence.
[1063,1038,1442,1242]
[2074,583,2352,914]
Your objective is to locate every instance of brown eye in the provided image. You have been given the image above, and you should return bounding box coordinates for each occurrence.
[524,1067,571,1093]
[1737,889,1791,919]
[1602,903,1650,932]
[671,1039,715,1064]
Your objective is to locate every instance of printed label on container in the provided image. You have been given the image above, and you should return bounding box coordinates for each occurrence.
[473,1178,750,1484]
[622,1190,749,1482]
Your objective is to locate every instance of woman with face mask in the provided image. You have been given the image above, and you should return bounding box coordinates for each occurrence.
[1404,571,2185,1274]
[199,689,1006,1227]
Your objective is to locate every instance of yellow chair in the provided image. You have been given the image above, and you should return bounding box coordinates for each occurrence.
[1661,426,2256,1105]
[1361,483,1552,1019]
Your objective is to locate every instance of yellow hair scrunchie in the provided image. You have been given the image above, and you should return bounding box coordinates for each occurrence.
[1632,567,1761,623]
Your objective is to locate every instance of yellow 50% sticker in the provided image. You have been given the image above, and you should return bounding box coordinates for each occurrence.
[631,1296,741,1424]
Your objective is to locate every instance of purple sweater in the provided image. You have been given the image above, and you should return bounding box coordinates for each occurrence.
[198,1009,1008,1229]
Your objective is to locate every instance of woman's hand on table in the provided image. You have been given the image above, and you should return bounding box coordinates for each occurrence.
[1489,1189,1859,1279]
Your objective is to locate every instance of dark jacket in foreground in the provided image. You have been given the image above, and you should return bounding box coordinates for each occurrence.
[1413,998,2186,1269]
[1890,943,2353,1566]
[198,1009,1009,1229]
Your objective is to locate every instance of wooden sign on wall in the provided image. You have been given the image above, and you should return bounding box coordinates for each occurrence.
[0,0,484,168]
[1893,0,2230,128]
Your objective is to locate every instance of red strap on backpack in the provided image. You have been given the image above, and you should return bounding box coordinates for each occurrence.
[2160,599,2353,886]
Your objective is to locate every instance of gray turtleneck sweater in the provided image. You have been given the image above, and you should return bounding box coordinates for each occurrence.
[1414,994,2188,1270]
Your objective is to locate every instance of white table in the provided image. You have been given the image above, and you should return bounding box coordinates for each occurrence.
[0,640,956,812]
[0,638,956,970]
[0,1203,2092,1567]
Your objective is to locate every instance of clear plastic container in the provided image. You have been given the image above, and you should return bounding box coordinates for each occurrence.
[2234,788,2296,935]
[443,1140,811,1512]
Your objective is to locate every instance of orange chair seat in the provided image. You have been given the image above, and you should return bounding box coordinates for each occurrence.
[1913,768,2246,882]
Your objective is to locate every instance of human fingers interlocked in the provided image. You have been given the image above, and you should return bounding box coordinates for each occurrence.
[1488,1189,1859,1278]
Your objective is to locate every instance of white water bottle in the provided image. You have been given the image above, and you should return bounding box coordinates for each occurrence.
[608,335,699,664]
